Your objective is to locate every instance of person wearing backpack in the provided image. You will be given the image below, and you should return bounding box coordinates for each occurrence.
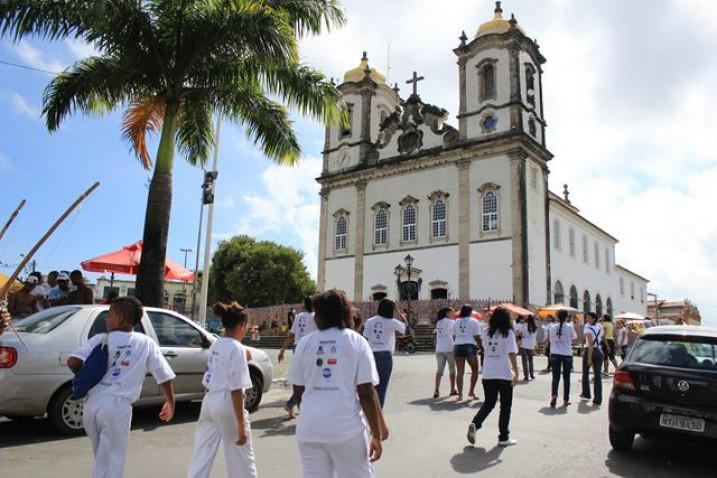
[67,297,176,478]
[581,312,605,406]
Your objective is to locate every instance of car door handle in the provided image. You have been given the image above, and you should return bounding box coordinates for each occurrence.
[163,351,178,358]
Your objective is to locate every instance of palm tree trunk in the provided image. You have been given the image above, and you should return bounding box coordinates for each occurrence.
[135,102,179,307]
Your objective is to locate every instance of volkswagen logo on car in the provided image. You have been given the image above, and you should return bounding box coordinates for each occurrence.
[677,380,690,393]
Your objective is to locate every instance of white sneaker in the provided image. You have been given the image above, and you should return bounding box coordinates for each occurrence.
[466,423,476,445]
[498,438,518,447]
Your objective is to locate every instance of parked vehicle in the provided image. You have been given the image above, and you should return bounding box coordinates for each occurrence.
[608,326,717,451]
[0,305,273,435]
[397,333,417,354]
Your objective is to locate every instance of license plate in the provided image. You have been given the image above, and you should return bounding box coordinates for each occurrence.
[659,413,705,433]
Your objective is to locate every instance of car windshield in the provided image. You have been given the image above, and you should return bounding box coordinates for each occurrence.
[14,307,81,334]
[631,335,717,370]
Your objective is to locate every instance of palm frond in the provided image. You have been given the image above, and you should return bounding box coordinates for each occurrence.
[264,0,346,36]
[176,92,214,167]
[121,97,167,170]
[0,0,95,41]
[43,55,143,131]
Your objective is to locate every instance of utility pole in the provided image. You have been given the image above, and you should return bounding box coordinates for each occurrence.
[198,115,221,328]
[190,189,205,321]
[180,248,193,293]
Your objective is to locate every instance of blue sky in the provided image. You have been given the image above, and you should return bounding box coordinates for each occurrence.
[1,0,716,325]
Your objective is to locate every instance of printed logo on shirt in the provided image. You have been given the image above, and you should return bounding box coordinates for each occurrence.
[111,367,121,377]
[327,358,337,365]
[322,367,332,380]
[316,358,323,367]
[330,345,337,354]
[120,360,130,367]
[317,346,325,355]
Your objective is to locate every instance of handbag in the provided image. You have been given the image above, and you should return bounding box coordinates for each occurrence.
[72,336,109,399]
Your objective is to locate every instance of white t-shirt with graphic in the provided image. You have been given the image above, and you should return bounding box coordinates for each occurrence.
[434,318,456,353]
[202,337,253,392]
[454,317,483,346]
[515,323,538,350]
[70,331,175,403]
[480,328,519,380]
[290,311,317,344]
[363,316,407,352]
[288,328,379,443]
[547,322,577,356]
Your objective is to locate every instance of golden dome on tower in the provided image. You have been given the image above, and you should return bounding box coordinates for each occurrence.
[343,52,387,84]
[476,1,525,38]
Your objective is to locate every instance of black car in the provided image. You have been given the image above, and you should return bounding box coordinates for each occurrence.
[608,326,717,451]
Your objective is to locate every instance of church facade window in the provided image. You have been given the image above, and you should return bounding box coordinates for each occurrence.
[481,192,498,232]
[605,247,610,274]
[525,63,536,106]
[479,61,497,101]
[428,191,449,241]
[606,297,614,317]
[481,113,498,133]
[375,208,388,246]
[333,210,349,252]
[554,281,564,305]
[630,282,635,300]
[583,290,592,315]
[569,228,576,258]
[582,235,589,264]
[569,285,579,309]
[594,241,600,269]
[399,196,419,243]
[596,294,603,317]
[528,118,537,137]
[553,219,561,252]
[340,103,354,139]
[619,277,625,297]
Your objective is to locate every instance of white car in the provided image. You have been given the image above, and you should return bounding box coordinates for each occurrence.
[0,305,273,434]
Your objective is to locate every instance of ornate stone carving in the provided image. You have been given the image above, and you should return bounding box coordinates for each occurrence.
[399,195,419,206]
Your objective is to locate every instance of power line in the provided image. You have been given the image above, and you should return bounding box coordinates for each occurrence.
[0,59,59,75]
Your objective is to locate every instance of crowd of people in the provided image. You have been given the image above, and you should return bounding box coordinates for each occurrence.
[5,269,95,320]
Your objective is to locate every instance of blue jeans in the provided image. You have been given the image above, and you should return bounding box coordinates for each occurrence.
[550,354,573,401]
[374,352,393,408]
[582,349,604,404]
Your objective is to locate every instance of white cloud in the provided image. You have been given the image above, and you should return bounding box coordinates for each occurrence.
[221,157,322,278]
[291,0,717,323]
[10,41,65,74]
[216,195,235,208]
[10,93,41,119]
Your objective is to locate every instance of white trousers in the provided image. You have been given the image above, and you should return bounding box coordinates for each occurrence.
[83,395,133,478]
[187,391,257,478]
[298,431,374,478]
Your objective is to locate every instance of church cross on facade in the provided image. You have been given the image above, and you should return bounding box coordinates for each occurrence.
[406,71,425,96]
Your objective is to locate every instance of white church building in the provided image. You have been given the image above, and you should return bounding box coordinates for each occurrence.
[316,2,649,316]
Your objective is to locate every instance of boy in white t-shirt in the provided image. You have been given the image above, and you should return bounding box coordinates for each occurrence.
[279,296,317,418]
[67,297,176,478]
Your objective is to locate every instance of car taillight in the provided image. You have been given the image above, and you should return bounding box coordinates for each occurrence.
[0,346,18,368]
[614,370,635,391]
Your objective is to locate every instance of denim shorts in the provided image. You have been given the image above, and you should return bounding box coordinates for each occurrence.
[454,343,477,358]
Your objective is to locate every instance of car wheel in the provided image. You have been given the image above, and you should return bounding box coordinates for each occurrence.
[244,371,263,413]
[609,426,634,452]
[47,385,85,435]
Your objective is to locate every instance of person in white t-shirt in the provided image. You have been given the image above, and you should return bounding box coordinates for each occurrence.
[580,312,604,406]
[515,315,538,381]
[288,290,387,478]
[28,272,49,311]
[453,305,483,401]
[433,307,458,398]
[466,307,519,447]
[67,297,176,478]
[363,298,407,408]
[546,309,577,408]
[279,297,317,418]
[615,319,630,362]
[187,302,257,478]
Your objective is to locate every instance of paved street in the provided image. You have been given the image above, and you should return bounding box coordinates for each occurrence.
[1,351,713,477]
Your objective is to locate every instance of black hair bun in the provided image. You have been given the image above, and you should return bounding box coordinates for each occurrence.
[213,302,228,316]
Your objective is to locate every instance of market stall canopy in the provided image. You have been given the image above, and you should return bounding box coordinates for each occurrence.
[615,312,646,321]
[0,272,22,293]
[81,241,195,281]
[486,303,533,317]
[538,304,580,318]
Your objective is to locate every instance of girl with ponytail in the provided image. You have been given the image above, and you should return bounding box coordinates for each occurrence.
[546,309,577,408]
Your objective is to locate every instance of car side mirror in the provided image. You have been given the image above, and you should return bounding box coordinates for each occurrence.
[202,335,211,349]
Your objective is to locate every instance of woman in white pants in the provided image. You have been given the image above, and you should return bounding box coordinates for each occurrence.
[288,290,387,478]
[187,302,257,478]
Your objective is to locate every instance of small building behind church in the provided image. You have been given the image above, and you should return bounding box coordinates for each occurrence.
[315,2,648,316]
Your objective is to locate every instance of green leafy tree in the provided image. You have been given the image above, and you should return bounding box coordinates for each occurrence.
[210,235,315,307]
[0,0,345,306]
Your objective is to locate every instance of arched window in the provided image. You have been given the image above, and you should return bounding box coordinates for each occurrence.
[553,218,561,251]
[583,290,591,316]
[432,199,446,239]
[402,205,416,242]
[554,281,564,305]
[606,297,613,317]
[482,191,498,232]
[528,118,537,137]
[374,208,388,246]
[431,288,448,300]
[525,64,536,106]
[569,285,578,309]
[481,63,496,101]
[595,294,603,317]
[335,216,347,251]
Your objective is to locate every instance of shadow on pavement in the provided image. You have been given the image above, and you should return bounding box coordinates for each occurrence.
[577,401,602,414]
[0,402,202,448]
[605,437,715,478]
[251,415,297,437]
[538,406,567,416]
[450,445,505,473]
[408,397,480,412]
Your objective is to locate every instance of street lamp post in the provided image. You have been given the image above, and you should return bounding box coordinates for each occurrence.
[179,248,193,295]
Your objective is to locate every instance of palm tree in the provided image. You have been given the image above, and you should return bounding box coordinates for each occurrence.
[0,0,345,306]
